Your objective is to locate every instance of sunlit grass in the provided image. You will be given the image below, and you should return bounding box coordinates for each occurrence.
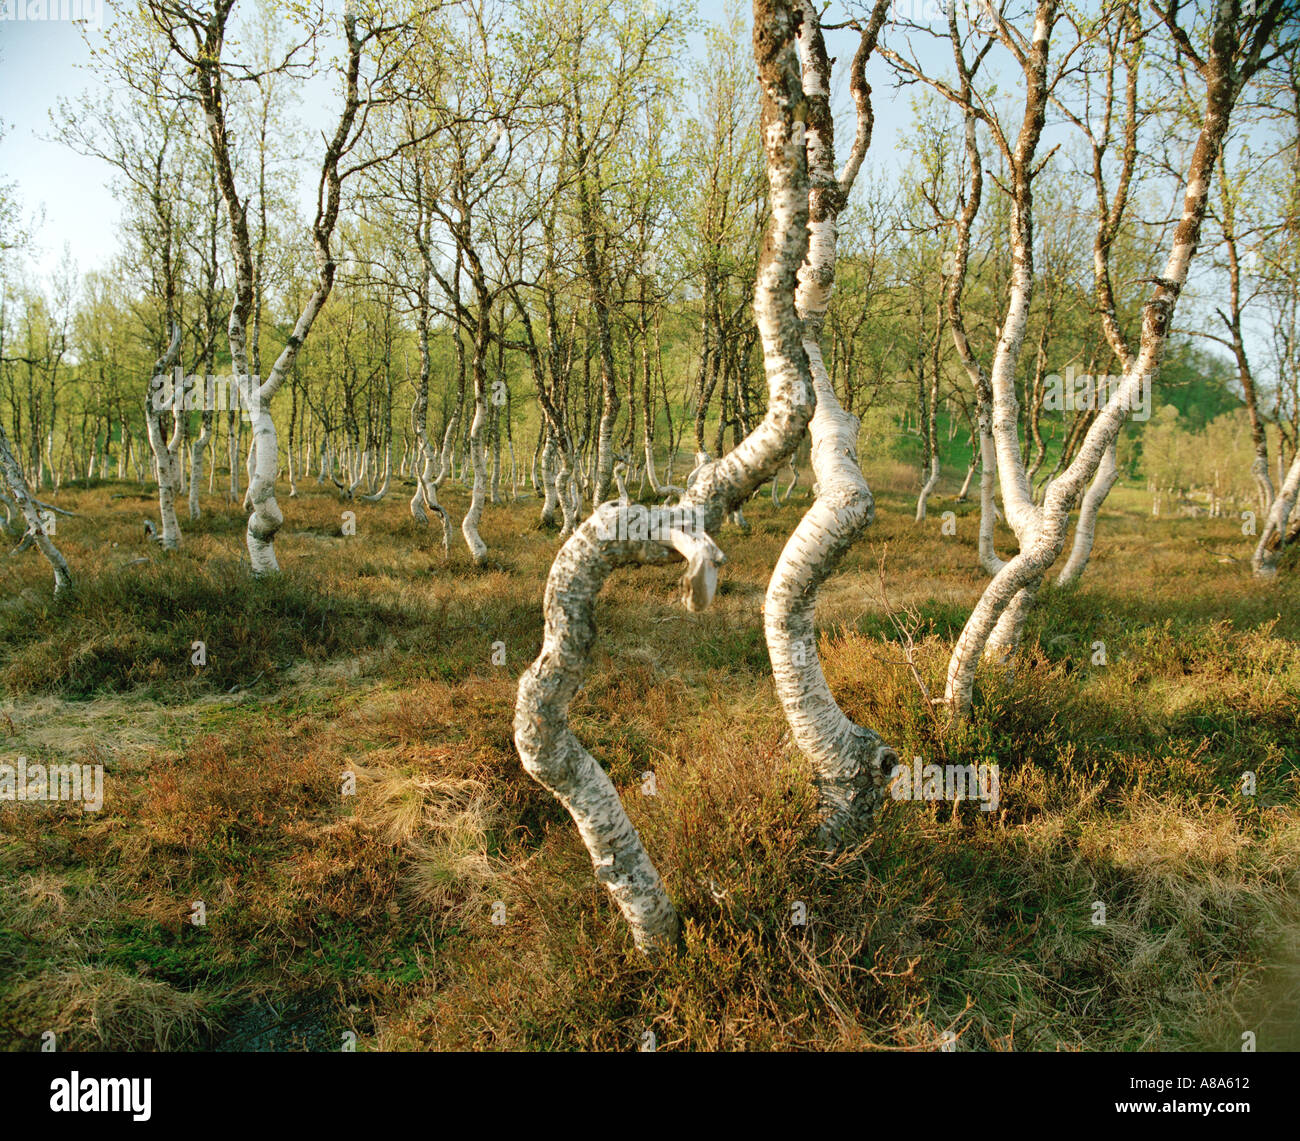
[1,469,1296,1050]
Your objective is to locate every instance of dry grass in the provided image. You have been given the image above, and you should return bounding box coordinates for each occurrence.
[0,467,1297,1051]
[8,967,213,1052]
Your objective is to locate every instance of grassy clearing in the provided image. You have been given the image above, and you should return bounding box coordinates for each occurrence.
[1,468,1297,1051]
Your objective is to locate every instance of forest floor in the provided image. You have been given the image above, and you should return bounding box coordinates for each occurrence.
[1,470,1297,1051]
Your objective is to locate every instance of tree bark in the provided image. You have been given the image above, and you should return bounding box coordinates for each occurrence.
[764,0,894,844]
[946,0,1275,715]
[0,419,72,594]
[514,0,814,954]
[1253,448,1300,576]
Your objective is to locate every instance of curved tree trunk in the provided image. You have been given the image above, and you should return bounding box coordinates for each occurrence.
[514,0,813,955]
[558,445,582,541]
[539,429,560,527]
[0,420,72,594]
[946,2,1251,715]
[361,443,391,502]
[185,4,367,574]
[1253,448,1300,577]
[957,453,976,501]
[410,304,452,552]
[460,256,492,564]
[765,0,894,844]
[1057,438,1118,585]
[144,326,184,550]
[916,457,941,522]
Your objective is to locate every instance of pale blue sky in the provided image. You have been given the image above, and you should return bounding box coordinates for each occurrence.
[0,7,119,276]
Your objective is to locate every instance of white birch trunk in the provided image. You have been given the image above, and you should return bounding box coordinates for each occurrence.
[945,17,1242,716]
[242,437,256,513]
[461,392,489,564]
[1057,438,1118,585]
[244,394,283,575]
[514,0,814,954]
[915,455,941,522]
[540,431,560,527]
[1253,448,1300,577]
[765,0,896,843]
[144,327,184,551]
[189,417,211,520]
[957,460,976,501]
[361,444,391,502]
[411,440,452,555]
[0,421,72,594]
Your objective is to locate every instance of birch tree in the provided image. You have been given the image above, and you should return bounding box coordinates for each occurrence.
[1054,0,1144,585]
[514,0,815,953]
[0,420,72,594]
[548,0,680,509]
[884,7,1005,574]
[146,0,413,573]
[407,159,454,549]
[185,152,225,521]
[764,0,896,843]
[1254,446,1300,575]
[1206,144,1275,513]
[945,0,1293,717]
[1250,44,1300,575]
[55,33,194,546]
[0,266,73,591]
[681,5,766,482]
[145,324,185,548]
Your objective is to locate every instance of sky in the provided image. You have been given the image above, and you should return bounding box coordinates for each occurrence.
[0,5,121,277]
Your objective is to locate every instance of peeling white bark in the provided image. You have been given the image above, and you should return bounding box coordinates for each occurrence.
[514,0,814,954]
[1253,448,1300,577]
[764,0,895,843]
[0,420,72,594]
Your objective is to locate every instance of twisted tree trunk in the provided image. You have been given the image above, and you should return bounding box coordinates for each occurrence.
[765,0,895,844]
[1253,449,1300,577]
[144,325,184,550]
[0,421,72,594]
[168,1,368,573]
[947,0,1272,715]
[514,0,813,954]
